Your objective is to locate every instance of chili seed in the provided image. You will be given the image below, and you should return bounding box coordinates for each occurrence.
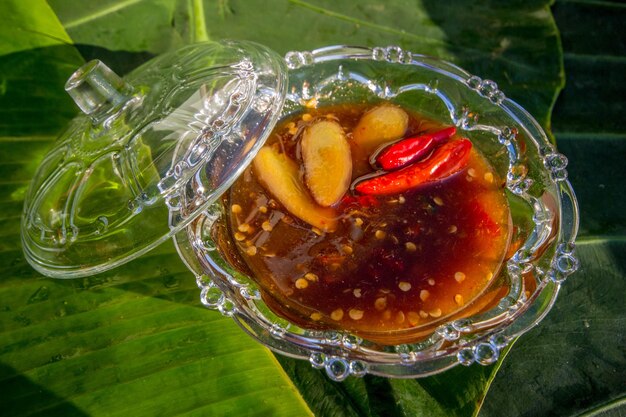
[405,242,417,252]
[429,308,442,318]
[234,232,246,241]
[349,309,364,320]
[245,246,257,256]
[468,168,477,177]
[331,309,344,321]
[231,204,242,214]
[295,278,309,289]
[353,288,362,298]
[238,223,251,233]
[302,113,313,122]
[329,262,341,271]
[259,205,268,213]
[374,297,387,311]
[375,230,386,240]
[310,312,322,321]
[354,217,364,227]
[419,289,430,301]
[448,225,458,234]
[454,294,464,305]
[342,245,353,255]
[419,310,429,318]
[398,195,406,204]
[407,311,420,326]
[428,278,436,286]
[304,273,319,282]
[395,311,405,324]
[454,272,466,283]
[398,282,412,292]
[433,196,444,206]
[484,172,494,183]
[262,220,273,232]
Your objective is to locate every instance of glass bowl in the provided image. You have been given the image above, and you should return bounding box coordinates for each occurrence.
[173,45,579,380]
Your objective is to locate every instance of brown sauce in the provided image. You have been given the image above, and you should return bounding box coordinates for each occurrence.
[227,103,511,339]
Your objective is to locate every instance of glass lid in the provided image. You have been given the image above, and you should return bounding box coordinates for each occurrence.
[21,40,287,278]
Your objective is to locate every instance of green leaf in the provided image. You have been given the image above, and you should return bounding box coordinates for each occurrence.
[48,0,564,125]
[0,45,313,417]
[480,1,626,416]
[197,0,563,127]
[47,0,184,53]
[0,2,312,416]
[0,46,83,137]
[9,0,622,416]
[279,344,516,417]
[0,0,72,55]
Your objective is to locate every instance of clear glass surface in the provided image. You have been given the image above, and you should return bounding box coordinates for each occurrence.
[21,41,287,277]
[22,40,579,379]
[176,45,580,380]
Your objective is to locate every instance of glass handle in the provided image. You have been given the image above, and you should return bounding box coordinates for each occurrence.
[65,60,134,123]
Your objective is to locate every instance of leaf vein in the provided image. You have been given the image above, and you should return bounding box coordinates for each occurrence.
[63,0,145,29]
[286,0,444,44]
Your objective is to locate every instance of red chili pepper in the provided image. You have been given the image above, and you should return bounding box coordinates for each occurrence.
[376,126,456,170]
[355,138,472,195]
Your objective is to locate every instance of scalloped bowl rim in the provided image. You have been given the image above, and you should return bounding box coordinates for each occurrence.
[179,44,580,380]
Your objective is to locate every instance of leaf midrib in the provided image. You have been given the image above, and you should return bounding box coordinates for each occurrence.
[62,0,144,29]
[573,394,626,417]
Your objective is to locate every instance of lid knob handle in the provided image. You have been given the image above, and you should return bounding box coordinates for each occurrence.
[65,60,134,122]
